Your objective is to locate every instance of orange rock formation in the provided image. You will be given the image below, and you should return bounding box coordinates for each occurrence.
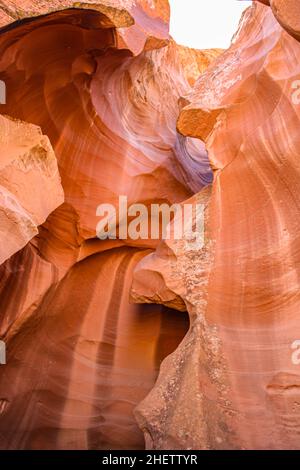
[2,0,299,452]
[0,115,63,265]
[0,0,217,449]
[134,0,300,450]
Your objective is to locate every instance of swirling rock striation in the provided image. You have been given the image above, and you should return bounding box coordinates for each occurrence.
[134,1,300,450]
[0,0,218,449]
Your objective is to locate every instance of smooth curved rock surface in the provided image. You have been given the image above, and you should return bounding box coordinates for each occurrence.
[0,246,189,449]
[0,0,218,449]
[270,0,300,41]
[257,0,300,43]
[134,1,300,449]
[0,0,171,55]
[0,6,215,273]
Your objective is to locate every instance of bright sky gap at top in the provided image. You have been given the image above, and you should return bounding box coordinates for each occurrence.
[169,0,252,49]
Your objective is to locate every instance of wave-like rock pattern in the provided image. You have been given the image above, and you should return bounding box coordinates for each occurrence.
[134,1,300,449]
[0,0,218,449]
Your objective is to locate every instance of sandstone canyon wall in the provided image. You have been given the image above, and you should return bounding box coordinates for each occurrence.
[0,0,299,452]
[134,0,300,450]
[0,0,217,449]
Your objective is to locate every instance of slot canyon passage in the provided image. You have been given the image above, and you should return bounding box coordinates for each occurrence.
[0,0,300,451]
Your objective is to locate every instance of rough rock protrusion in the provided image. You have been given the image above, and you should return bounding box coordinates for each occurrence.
[0,115,63,264]
[0,0,218,450]
[134,1,300,449]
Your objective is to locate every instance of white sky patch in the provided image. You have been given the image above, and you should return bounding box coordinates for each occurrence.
[169,0,252,49]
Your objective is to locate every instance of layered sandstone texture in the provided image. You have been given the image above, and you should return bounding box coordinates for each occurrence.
[0,0,218,449]
[134,0,300,450]
[1,0,297,452]
[0,115,63,265]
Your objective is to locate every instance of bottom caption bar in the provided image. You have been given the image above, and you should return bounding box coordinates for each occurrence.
[0,450,295,467]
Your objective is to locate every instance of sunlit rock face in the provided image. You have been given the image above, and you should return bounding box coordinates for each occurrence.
[134,1,300,449]
[0,0,218,449]
[0,115,63,265]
